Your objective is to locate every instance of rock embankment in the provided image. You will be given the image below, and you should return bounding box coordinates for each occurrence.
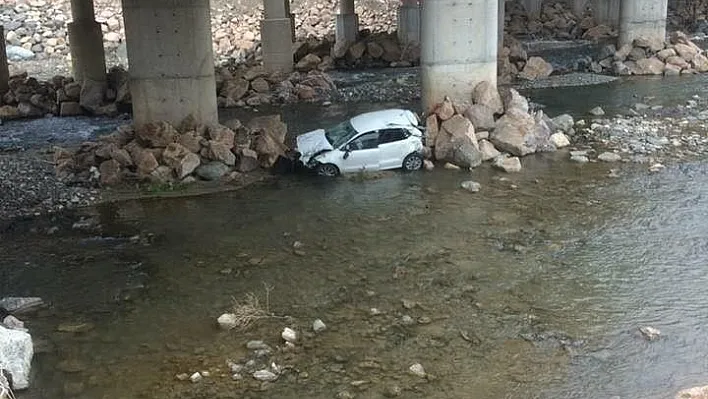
[53,114,290,187]
[424,80,573,172]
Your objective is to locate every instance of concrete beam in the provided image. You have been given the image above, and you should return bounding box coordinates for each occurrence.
[593,0,620,27]
[68,0,107,84]
[522,0,543,20]
[121,0,218,127]
[397,0,421,45]
[618,0,668,46]
[0,26,8,94]
[420,0,498,110]
[336,0,358,44]
[262,0,294,73]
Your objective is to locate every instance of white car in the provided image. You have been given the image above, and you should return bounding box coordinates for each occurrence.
[294,109,426,177]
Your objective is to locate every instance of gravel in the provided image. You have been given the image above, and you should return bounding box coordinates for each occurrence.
[0,154,100,221]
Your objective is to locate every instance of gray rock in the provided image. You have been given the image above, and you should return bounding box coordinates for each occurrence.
[550,114,574,133]
[253,369,278,382]
[312,319,326,333]
[195,161,230,181]
[570,155,589,163]
[463,104,495,131]
[597,152,622,162]
[449,135,483,169]
[492,155,522,172]
[491,108,536,156]
[0,325,33,390]
[501,88,530,114]
[246,340,270,350]
[589,106,605,116]
[460,180,481,193]
[0,298,43,313]
[478,139,501,161]
[6,45,35,61]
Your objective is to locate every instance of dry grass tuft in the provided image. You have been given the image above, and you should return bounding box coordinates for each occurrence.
[229,283,285,331]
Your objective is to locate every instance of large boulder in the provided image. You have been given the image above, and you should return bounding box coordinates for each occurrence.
[253,132,288,168]
[207,125,236,147]
[435,115,480,164]
[447,135,483,168]
[137,121,178,148]
[163,143,201,178]
[99,159,121,185]
[247,115,287,144]
[463,104,495,131]
[634,57,665,75]
[519,57,553,80]
[490,108,537,156]
[472,81,503,115]
[500,88,529,113]
[221,78,250,101]
[0,325,33,390]
[206,141,236,166]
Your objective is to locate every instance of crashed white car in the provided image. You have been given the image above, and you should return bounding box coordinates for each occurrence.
[295,109,426,177]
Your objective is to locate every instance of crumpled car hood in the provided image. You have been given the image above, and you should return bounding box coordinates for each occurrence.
[296,129,334,163]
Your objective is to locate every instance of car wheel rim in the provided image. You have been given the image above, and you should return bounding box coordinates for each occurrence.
[319,165,337,176]
[405,156,422,170]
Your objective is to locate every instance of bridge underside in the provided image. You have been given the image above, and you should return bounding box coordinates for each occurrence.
[0,0,670,124]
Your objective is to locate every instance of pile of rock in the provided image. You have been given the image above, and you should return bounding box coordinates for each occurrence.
[505,1,614,41]
[424,81,574,172]
[589,31,708,76]
[498,36,555,83]
[0,63,336,121]
[215,64,336,107]
[53,114,291,186]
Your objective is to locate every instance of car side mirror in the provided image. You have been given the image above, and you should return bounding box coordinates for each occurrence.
[343,149,350,160]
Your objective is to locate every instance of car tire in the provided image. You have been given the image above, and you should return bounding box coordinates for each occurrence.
[316,163,340,177]
[402,153,424,172]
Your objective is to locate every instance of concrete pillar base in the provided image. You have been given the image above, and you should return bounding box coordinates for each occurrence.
[261,18,294,73]
[68,20,107,84]
[122,0,218,128]
[618,0,668,46]
[397,3,421,45]
[336,13,359,44]
[0,27,9,94]
[421,0,498,110]
[593,0,620,27]
[522,0,542,19]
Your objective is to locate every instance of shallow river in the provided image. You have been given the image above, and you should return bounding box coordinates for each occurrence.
[2,75,708,399]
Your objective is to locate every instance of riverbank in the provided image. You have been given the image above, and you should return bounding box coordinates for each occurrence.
[1,71,708,223]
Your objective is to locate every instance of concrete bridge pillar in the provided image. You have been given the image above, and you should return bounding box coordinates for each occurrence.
[618,0,668,46]
[121,0,218,127]
[68,0,107,85]
[592,0,620,27]
[522,0,543,19]
[570,0,588,16]
[397,0,421,45]
[261,0,294,73]
[336,0,359,44]
[421,0,498,111]
[0,26,9,94]
[499,0,505,50]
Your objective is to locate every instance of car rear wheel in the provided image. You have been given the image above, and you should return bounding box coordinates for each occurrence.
[316,163,340,177]
[402,153,423,172]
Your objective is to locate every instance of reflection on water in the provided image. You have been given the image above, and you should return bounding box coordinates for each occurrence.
[3,157,708,398]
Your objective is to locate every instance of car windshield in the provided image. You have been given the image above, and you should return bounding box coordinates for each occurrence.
[325,120,358,149]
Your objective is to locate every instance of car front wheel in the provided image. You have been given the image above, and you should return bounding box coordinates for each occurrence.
[316,163,340,177]
[402,153,424,172]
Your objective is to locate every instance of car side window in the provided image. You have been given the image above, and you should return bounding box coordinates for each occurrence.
[378,129,408,144]
[347,132,379,151]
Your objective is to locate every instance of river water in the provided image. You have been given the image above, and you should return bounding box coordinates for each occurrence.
[2,74,708,399]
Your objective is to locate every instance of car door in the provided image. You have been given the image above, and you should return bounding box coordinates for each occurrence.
[339,131,380,173]
[377,128,409,170]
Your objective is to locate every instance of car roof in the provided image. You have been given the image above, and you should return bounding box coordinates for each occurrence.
[349,109,418,133]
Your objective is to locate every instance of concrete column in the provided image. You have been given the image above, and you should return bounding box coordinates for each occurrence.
[522,0,543,20]
[570,0,588,17]
[421,0,498,111]
[498,0,505,51]
[336,0,358,44]
[68,0,107,84]
[261,0,294,73]
[397,0,421,45]
[121,0,218,127]
[592,0,620,27]
[618,0,668,46]
[0,26,9,94]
